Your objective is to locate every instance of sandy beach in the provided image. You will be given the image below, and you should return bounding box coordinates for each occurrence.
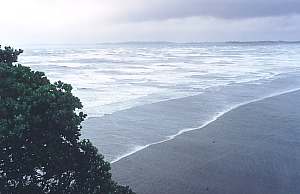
[112,90,300,194]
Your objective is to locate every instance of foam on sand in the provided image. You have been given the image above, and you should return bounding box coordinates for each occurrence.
[111,87,300,163]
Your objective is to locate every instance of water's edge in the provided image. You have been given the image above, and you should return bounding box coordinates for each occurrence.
[111,88,300,163]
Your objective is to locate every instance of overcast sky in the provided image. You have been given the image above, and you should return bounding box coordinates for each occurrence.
[1,0,300,44]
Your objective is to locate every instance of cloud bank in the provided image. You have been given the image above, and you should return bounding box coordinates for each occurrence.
[1,0,300,44]
[119,0,300,21]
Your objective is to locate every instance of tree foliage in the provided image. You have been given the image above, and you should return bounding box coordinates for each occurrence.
[0,46,23,65]
[0,46,134,194]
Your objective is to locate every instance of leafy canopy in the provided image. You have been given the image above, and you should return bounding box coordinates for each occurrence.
[0,46,134,194]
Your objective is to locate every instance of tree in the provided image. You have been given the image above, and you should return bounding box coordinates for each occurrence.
[0,46,23,65]
[0,46,134,194]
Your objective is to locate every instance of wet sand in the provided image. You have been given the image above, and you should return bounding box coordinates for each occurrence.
[112,90,300,194]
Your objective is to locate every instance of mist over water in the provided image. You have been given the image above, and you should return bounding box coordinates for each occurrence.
[19,42,300,161]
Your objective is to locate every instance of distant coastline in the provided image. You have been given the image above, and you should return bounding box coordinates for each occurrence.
[15,40,300,47]
[97,40,300,45]
[225,40,300,44]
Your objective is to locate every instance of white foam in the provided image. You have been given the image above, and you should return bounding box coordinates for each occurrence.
[111,88,300,163]
[21,44,300,118]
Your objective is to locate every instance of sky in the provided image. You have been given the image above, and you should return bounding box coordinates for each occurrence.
[1,0,300,44]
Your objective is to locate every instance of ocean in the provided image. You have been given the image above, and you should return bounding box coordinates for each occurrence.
[19,42,300,162]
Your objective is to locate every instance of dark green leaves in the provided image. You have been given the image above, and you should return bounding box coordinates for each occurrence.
[0,46,23,65]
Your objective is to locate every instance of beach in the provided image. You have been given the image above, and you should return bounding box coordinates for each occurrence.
[111,90,300,194]
[19,43,300,193]
[21,43,300,163]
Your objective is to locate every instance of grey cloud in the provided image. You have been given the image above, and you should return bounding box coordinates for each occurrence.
[124,0,300,21]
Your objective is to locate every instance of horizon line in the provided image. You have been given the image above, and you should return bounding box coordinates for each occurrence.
[11,40,300,47]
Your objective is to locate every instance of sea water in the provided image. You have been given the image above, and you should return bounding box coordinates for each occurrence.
[19,42,300,161]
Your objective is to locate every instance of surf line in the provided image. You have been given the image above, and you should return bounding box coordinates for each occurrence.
[111,87,300,163]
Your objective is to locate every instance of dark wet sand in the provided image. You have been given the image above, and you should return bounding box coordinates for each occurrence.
[112,90,300,194]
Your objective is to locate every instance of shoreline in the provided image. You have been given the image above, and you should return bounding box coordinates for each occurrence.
[112,89,300,194]
[82,71,300,162]
[111,87,300,163]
